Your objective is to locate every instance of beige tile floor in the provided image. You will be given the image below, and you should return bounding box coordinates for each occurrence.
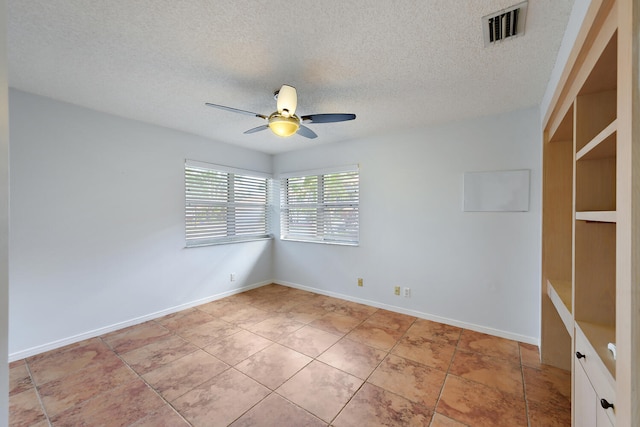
[9,284,571,426]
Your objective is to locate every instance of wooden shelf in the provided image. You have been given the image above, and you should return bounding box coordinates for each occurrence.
[547,279,573,337]
[575,210,617,222]
[576,321,616,383]
[576,119,617,161]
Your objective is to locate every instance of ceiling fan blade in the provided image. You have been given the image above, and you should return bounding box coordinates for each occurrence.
[296,125,318,139]
[276,85,297,116]
[301,113,356,124]
[244,124,269,134]
[205,103,267,119]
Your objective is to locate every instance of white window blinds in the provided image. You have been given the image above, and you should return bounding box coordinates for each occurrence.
[185,161,271,246]
[281,166,359,245]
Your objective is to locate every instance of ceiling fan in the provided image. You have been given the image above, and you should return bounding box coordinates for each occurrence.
[205,85,356,139]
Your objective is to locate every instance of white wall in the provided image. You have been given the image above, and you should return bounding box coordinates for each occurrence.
[8,90,543,358]
[0,0,8,422]
[8,90,274,359]
[273,107,542,343]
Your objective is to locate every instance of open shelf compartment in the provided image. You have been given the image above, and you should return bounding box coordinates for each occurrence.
[574,219,616,383]
[575,154,616,213]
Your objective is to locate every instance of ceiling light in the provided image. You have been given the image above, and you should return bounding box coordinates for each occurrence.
[268,114,300,137]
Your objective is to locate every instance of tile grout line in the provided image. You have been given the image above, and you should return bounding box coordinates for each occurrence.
[178,294,377,426]
[229,296,381,426]
[111,320,224,405]
[301,307,536,425]
[325,307,391,426]
[432,334,536,427]
[18,303,417,427]
[519,344,533,427]
[327,313,454,426]
[23,359,54,427]
[14,286,563,426]
[103,325,219,425]
[100,335,195,427]
[224,338,308,426]
[330,314,466,426]
[430,328,465,427]
[284,304,381,426]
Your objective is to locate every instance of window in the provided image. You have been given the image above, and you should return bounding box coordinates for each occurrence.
[185,160,271,247]
[280,165,359,245]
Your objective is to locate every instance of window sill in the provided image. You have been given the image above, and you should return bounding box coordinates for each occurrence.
[185,235,273,248]
[280,237,358,247]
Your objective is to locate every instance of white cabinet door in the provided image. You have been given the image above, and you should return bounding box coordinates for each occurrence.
[575,362,597,427]
[596,408,613,427]
[597,400,614,427]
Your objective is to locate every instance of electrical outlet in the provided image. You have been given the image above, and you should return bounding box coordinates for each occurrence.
[230,273,236,282]
[394,286,401,296]
[357,278,363,287]
[404,287,411,297]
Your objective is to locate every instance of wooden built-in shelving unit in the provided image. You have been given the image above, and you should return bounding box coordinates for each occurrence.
[541,0,639,425]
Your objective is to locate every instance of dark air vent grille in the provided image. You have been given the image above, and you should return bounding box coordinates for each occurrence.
[483,1,527,46]
[488,9,518,42]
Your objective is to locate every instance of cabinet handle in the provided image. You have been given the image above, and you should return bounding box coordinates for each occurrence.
[576,351,586,359]
[600,399,614,410]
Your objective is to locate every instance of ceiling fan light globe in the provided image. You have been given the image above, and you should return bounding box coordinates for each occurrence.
[268,114,300,137]
[277,85,297,116]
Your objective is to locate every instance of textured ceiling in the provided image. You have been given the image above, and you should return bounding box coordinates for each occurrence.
[8,0,574,154]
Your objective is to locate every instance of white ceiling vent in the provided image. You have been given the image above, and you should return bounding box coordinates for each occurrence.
[482,1,528,46]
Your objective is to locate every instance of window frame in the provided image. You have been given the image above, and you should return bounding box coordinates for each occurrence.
[280,165,359,246]
[185,160,272,247]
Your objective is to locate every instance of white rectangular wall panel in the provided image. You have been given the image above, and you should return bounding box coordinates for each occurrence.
[463,169,530,212]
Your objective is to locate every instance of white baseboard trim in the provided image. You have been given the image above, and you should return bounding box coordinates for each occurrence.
[275,280,539,346]
[8,280,272,362]
[10,278,538,361]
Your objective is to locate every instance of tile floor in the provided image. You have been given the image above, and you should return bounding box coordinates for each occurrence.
[9,284,571,426]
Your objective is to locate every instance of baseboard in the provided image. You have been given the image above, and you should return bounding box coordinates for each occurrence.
[275,280,539,346]
[8,280,272,362]
[10,278,538,361]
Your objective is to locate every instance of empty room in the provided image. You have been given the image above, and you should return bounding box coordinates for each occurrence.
[3,0,639,426]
